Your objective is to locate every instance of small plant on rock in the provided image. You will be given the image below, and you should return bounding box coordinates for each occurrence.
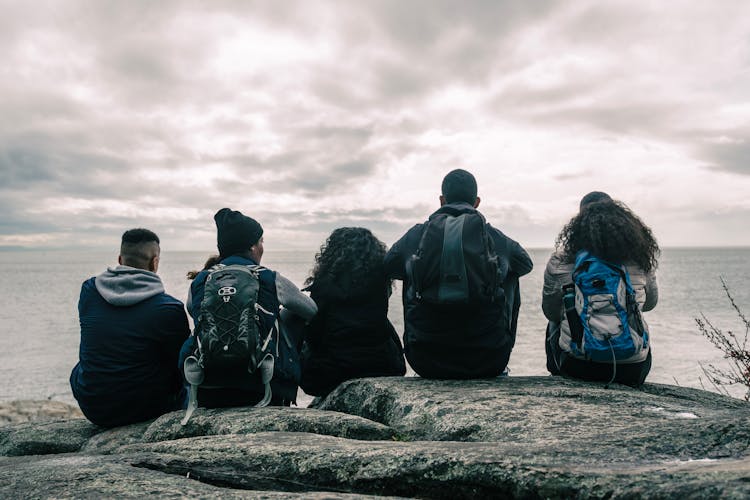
[696,277,750,400]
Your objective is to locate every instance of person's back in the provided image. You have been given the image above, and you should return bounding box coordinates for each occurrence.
[542,193,660,387]
[70,228,189,428]
[300,227,406,397]
[384,169,533,379]
[181,208,317,411]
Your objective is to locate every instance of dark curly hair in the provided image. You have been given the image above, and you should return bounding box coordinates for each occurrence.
[556,199,660,272]
[305,227,389,292]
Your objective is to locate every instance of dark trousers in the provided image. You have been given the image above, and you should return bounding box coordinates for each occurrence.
[545,322,651,387]
[405,339,511,379]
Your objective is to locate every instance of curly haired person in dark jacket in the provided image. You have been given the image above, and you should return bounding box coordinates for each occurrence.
[301,227,406,397]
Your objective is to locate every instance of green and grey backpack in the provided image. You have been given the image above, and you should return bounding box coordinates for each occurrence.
[181,264,276,425]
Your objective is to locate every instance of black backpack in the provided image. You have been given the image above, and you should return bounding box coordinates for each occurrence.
[407,208,501,305]
[181,264,276,425]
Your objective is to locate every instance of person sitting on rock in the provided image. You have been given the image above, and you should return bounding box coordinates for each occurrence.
[384,169,533,379]
[542,192,660,387]
[300,227,406,398]
[180,208,317,408]
[70,228,190,428]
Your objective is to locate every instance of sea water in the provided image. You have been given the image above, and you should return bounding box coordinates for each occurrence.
[0,247,748,404]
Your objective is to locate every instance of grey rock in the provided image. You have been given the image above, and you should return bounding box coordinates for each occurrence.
[0,418,100,456]
[81,420,153,454]
[0,453,395,499]
[83,406,395,454]
[317,376,750,461]
[0,400,83,424]
[5,376,750,498]
[119,431,750,498]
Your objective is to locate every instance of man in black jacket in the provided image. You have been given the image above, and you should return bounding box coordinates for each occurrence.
[384,169,533,378]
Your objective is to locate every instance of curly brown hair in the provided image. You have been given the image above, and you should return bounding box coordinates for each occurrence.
[305,227,389,292]
[555,199,660,272]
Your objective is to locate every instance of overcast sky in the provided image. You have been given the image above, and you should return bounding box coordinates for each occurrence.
[2,0,749,252]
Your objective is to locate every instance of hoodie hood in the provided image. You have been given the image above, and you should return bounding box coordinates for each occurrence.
[95,265,165,306]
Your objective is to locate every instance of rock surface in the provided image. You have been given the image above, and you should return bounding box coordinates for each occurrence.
[1,454,397,499]
[3,376,750,498]
[316,376,750,462]
[84,406,395,454]
[0,418,100,456]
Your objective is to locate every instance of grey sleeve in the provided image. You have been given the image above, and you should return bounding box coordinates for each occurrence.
[275,272,318,321]
[642,270,659,312]
[541,253,573,322]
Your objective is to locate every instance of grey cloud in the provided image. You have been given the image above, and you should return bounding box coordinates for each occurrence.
[674,126,750,176]
[368,0,560,51]
[542,103,681,136]
[552,171,589,182]
[263,158,378,196]
[332,159,373,176]
[0,193,59,235]
[0,142,127,193]
[0,148,57,187]
[702,140,750,176]
[261,204,434,245]
[559,3,646,45]
[304,2,565,105]
[2,1,748,249]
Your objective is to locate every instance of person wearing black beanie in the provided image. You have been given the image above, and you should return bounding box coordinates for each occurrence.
[214,208,264,258]
[179,208,317,410]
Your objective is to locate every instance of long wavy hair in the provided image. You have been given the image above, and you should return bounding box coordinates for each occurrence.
[305,227,389,293]
[187,254,222,280]
[555,199,660,272]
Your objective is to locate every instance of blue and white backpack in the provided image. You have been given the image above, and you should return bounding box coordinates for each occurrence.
[564,251,648,362]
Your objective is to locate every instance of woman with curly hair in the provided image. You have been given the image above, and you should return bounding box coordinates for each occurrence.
[542,192,660,387]
[301,227,406,397]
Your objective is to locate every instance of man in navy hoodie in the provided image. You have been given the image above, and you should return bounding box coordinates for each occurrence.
[70,228,190,428]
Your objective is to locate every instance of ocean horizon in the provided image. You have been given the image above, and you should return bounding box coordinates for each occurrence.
[1,247,749,406]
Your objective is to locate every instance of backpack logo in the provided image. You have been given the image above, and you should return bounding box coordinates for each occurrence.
[218,286,237,302]
[564,251,648,362]
[181,264,276,425]
[407,209,502,305]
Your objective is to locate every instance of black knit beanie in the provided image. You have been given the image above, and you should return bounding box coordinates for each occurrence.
[214,208,264,257]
